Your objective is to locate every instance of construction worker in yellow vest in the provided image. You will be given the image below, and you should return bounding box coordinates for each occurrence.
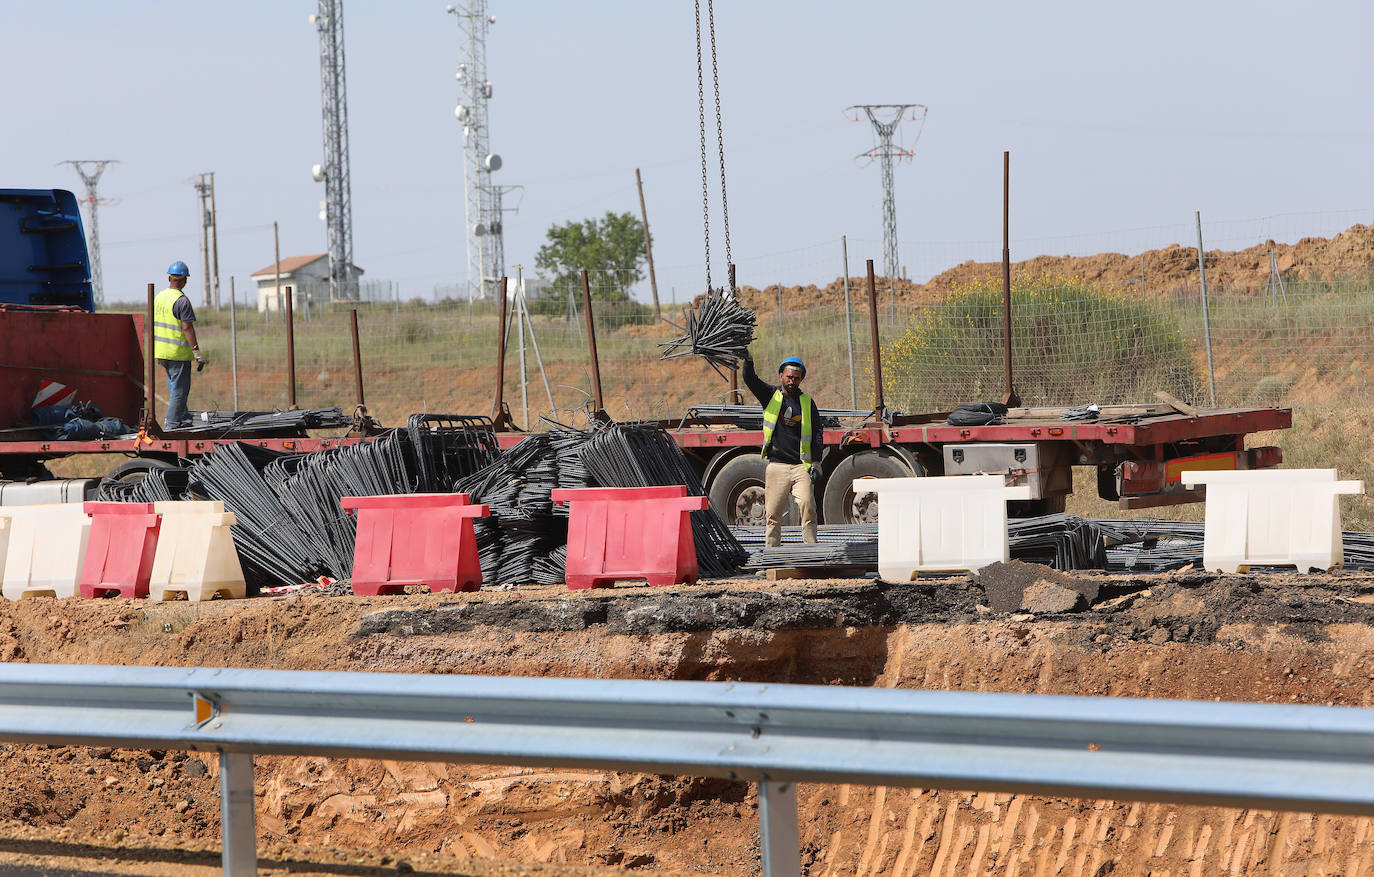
[742,352,821,547]
[153,261,207,430]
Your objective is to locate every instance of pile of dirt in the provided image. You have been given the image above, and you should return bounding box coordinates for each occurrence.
[723,223,1374,313]
[5,571,1374,875]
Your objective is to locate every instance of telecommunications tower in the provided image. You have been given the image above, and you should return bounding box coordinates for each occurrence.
[845,104,927,280]
[58,160,117,307]
[311,0,356,301]
[448,1,505,298]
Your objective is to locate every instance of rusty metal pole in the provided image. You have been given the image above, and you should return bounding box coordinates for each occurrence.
[865,260,885,416]
[145,282,156,429]
[580,269,605,413]
[285,285,297,409]
[1001,151,1021,408]
[349,308,365,408]
[728,263,740,403]
[493,277,509,424]
[635,168,661,319]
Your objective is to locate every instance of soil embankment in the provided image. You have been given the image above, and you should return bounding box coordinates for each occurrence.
[4,571,1374,874]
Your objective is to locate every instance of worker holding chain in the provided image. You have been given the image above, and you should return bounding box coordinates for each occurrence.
[742,352,821,547]
[153,261,207,430]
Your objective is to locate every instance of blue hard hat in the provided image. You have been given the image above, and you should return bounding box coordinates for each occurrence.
[778,356,806,377]
[167,260,190,277]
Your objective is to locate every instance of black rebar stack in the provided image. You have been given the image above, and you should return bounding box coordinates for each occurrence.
[658,286,756,372]
[186,442,318,593]
[454,430,591,585]
[579,423,745,577]
[263,429,417,581]
[406,414,501,493]
[96,463,191,504]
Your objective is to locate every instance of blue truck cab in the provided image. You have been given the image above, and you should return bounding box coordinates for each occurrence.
[0,189,94,312]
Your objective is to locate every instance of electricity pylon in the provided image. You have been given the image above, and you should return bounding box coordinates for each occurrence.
[845,104,927,280]
[58,160,118,307]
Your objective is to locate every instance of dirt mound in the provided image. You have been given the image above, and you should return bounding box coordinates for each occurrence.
[715,223,1374,314]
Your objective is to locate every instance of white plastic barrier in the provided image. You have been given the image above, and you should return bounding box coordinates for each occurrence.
[149,501,247,601]
[856,474,1033,578]
[1182,469,1365,573]
[0,503,92,599]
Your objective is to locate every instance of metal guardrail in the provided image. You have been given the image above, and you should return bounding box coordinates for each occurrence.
[4,664,1374,876]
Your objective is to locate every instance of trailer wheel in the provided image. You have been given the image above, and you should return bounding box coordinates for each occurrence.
[821,449,919,525]
[707,455,795,527]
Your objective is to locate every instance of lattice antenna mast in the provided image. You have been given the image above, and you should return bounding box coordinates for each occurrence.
[312,0,355,301]
[448,2,504,299]
[58,160,118,307]
[845,104,927,279]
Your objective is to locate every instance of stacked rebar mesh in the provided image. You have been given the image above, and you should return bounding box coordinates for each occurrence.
[455,430,593,585]
[579,423,746,577]
[659,287,756,373]
[96,465,190,504]
[263,430,416,581]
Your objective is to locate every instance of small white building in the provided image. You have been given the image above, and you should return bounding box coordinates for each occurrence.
[250,255,365,312]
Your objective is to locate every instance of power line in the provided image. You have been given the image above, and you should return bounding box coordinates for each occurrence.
[57,159,118,307]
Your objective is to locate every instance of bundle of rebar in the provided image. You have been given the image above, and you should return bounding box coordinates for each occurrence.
[175,407,351,435]
[658,287,756,372]
[580,423,745,577]
[406,414,500,493]
[186,442,317,592]
[262,430,416,581]
[96,464,190,504]
[1008,514,1109,570]
[455,430,591,585]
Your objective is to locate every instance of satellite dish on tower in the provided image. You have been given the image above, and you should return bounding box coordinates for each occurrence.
[474,223,487,237]
[454,105,469,122]
[484,154,502,172]
[311,163,325,182]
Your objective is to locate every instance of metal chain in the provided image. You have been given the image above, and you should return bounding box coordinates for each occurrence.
[695,0,712,292]
[707,0,732,288]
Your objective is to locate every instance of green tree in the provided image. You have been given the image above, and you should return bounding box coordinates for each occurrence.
[534,211,647,302]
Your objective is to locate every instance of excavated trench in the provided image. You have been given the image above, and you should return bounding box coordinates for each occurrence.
[3,567,1374,875]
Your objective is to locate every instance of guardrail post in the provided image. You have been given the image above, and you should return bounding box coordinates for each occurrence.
[758,781,800,877]
[219,752,257,877]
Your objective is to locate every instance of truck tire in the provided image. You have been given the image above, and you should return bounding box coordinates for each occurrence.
[821,449,918,525]
[707,454,796,527]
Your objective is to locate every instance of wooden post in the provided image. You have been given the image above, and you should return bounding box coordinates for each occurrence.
[285,285,297,409]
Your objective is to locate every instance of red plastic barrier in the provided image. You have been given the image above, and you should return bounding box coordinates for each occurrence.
[79,502,160,598]
[552,486,709,589]
[341,493,490,596]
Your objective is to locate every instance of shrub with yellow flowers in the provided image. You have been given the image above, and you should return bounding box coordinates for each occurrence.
[884,275,1202,409]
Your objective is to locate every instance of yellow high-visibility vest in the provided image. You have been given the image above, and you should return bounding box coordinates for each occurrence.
[153,288,192,361]
[760,390,814,470]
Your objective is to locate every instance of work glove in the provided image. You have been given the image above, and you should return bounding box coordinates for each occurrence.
[742,350,753,369]
[194,351,208,372]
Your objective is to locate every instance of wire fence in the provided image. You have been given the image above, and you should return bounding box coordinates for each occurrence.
[138,267,1370,432]
[115,200,1374,428]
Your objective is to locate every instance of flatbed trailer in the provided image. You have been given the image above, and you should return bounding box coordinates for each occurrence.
[0,291,1290,523]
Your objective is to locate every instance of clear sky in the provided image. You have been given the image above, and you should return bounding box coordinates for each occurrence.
[5,1,1371,306]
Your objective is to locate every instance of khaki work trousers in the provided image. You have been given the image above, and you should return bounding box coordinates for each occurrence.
[765,461,817,547]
